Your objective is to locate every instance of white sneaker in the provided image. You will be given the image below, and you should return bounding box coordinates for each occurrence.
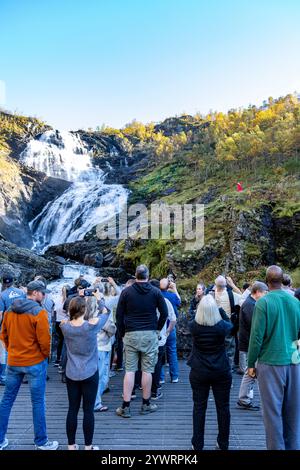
[85,445,99,450]
[0,438,8,450]
[68,444,79,450]
[35,440,59,450]
[171,378,179,383]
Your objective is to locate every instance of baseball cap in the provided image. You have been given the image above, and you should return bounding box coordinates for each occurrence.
[2,274,14,285]
[26,280,51,294]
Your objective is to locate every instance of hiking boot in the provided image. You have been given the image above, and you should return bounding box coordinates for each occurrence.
[0,438,8,450]
[140,403,158,415]
[116,406,131,418]
[236,400,260,411]
[35,440,59,450]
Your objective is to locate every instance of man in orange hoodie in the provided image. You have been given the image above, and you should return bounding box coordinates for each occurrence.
[0,280,59,450]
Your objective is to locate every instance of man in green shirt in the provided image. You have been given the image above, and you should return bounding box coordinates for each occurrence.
[247,265,300,450]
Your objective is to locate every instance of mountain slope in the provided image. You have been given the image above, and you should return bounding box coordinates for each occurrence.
[94,94,300,292]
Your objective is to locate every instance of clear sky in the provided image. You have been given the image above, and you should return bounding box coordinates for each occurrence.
[0,0,300,130]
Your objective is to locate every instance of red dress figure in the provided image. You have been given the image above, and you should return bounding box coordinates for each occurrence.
[237,182,243,192]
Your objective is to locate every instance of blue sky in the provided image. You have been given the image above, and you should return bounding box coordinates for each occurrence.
[0,0,300,130]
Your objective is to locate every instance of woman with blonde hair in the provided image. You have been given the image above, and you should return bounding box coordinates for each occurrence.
[188,294,233,451]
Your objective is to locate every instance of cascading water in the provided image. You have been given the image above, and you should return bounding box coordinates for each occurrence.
[21,130,128,252]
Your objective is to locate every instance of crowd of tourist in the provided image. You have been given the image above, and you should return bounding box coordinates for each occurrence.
[0,264,299,451]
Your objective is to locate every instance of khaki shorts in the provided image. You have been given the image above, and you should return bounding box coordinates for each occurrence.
[123,330,159,373]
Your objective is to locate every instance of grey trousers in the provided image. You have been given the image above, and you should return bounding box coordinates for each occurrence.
[238,351,255,405]
[257,363,300,450]
[225,334,235,370]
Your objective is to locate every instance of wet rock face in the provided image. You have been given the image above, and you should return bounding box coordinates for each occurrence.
[44,240,132,282]
[225,205,276,274]
[97,267,132,284]
[166,245,222,279]
[274,211,300,269]
[45,239,113,264]
[78,131,154,186]
[0,240,63,285]
[176,310,193,357]
[83,253,104,268]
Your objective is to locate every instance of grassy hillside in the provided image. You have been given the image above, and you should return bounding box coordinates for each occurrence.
[109,94,300,294]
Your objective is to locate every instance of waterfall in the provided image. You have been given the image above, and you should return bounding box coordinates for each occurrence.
[21,130,128,252]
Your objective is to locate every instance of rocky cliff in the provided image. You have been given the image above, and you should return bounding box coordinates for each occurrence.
[0,239,63,285]
[0,111,70,281]
[0,111,71,247]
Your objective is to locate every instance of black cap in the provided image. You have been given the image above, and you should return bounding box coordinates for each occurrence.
[2,274,13,285]
[26,280,51,294]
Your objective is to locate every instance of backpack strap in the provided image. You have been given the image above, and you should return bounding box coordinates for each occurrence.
[227,287,235,314]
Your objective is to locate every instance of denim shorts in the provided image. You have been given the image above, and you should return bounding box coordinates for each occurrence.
[123,330,159,373]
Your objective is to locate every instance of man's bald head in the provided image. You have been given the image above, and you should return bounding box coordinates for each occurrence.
[215,275,227,289]
[266,265,283,288]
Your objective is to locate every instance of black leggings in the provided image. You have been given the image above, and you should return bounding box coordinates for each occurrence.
[55,322,64,362]
[66,371,99,446]
[189,368,232,451]
[116,331,124,369]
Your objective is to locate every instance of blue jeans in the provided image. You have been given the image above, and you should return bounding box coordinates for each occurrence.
[0,363,6,384]
[94,351,110,410]
[0,343,7,384]
[0,359,48,446]
[160,328,179,381]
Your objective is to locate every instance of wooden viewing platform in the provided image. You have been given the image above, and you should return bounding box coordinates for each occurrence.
[0,360,266,450]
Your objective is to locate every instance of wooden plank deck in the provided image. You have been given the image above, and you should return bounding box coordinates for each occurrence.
[0,360,266,450]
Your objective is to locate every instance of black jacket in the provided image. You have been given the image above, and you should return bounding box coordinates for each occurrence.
[238,294,256,352]
[116,282,168,337]
[188,296,201,318]
[187,309,233,373]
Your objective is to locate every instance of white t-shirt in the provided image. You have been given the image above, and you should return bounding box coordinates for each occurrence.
[214,289,241,317]
[56,301,69,322]
[157,298,176,347]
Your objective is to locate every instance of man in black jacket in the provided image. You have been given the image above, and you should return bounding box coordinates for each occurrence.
[116,265,168,418]
[237,281,268,410]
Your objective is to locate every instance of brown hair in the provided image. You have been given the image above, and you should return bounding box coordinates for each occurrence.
[69,296,86,320]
